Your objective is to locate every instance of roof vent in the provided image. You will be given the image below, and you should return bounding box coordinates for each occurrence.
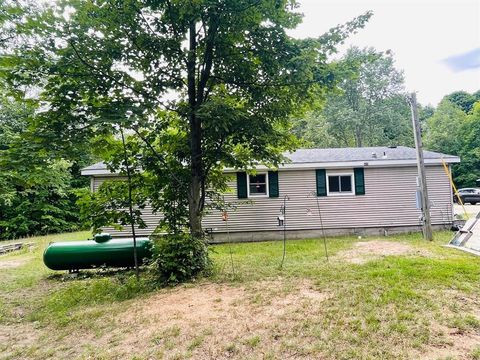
[371,152,377,159]
[382,151,387,159]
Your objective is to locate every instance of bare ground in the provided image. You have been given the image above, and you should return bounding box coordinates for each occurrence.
[334,240,430,264]
[110,280,331,359]
[3,279,479,360]
[2,280,332,359]
[109,281,480,360]
[0,257,30,269]
[2,237,478,359]
[419,325,480,360]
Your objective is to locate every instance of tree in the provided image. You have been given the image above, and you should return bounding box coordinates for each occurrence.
[423,99,480,187]
[423,100,466,156]
[290,111,337,148]
[1,1,372,241]
[443,91,477,113]
[0,94,83,239]
[459,102,480,186]
[292,46,412,148]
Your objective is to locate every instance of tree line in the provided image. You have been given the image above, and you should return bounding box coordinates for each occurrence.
[291,47,479,189]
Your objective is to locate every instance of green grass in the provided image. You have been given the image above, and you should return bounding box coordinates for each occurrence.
[210,232,480,359]
[1,230,479,359]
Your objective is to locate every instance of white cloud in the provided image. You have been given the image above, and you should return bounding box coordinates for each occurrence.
[289,0,480,105]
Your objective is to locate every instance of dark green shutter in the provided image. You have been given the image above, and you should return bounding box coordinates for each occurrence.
[237,172,247,199]
[354,168,365,195]
[268,171,279,198]
[316,169,327,196]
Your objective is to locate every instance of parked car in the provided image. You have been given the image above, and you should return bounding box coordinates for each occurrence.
[455,188,480,205]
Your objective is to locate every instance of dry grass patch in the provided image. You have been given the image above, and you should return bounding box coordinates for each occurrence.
[0,257,30,269]
[2,231,480,359]
[335,240,431,264]
[417,323,480,360]
[107,279,330,359]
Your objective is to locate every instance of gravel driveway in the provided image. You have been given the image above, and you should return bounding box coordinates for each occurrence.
[454,204,480,218]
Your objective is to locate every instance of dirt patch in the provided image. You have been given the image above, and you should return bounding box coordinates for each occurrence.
[418,323,480,360]
[0,322,41,359]
[107,280,330,359]
[335,240,429,264]
[0,258,29,269]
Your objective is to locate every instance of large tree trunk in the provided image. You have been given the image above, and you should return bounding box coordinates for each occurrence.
[187,21,204,239]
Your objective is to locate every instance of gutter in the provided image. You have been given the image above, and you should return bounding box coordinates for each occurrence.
[81,157,460,176]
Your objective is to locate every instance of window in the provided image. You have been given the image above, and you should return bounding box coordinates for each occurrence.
[327,173,354,195]
[248,173,268,197]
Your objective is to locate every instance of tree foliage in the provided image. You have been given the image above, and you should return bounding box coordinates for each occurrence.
[424,98,480,187]
[151,233,211,285]
[442,90,478,114]
[0,94,86,239]
[292,46,412,148]
[1,0,372,241]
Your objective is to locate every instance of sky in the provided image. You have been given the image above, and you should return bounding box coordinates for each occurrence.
[288,0,480,106]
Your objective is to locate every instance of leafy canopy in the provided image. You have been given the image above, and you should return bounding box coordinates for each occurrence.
[292,46,413,148]
[424,98,480,187]
[1,1,372,236]
[0,92,84,239]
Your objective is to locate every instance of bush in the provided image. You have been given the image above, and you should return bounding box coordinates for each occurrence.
[151,234,211,285]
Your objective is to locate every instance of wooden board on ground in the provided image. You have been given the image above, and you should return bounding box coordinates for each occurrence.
[447,213,480,256]
[0,242,34,255]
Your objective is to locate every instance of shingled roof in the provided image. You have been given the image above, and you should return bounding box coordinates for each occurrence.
[81,146,460,175]
[285,146,459,163]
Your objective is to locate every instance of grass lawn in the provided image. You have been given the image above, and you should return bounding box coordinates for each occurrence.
[1,231,479,359]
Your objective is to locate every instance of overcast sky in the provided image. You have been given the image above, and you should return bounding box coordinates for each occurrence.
[288,0,480,106]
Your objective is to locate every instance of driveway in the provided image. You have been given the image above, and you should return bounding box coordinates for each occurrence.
[454,204,480,218]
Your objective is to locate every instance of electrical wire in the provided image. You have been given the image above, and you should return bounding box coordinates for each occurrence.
[223,196,235,278]
[280,194,289,269]
[120,126,139,280]
[314,195,329,262]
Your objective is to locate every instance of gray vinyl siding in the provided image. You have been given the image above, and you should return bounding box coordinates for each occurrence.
[91,165,453,237]
[203,165,452,233]
[91,176,160,237]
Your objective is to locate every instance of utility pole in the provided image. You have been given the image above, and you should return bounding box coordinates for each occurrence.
[408,92,433,241]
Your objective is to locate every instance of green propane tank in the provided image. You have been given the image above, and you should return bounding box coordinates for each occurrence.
[43,233,152,271]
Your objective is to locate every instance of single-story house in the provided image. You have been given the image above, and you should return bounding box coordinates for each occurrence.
[81,146,460,242]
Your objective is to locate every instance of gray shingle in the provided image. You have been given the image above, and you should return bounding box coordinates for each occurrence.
[284,146,457,164]
[81,161,108,171]
[81,146,458,172]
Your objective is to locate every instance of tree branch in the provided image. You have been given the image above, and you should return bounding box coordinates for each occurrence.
[68,39,177,112]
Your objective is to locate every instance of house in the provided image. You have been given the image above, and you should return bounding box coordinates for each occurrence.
[81,146,460,242]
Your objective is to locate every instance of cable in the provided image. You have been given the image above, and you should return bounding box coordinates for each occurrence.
[223,195,235,278]
[280,194,290,269]
[120,126,139,280]
[308,191,328,262]
[315,195,329,262]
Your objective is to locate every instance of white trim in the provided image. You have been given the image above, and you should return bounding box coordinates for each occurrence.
[247,172,269,198]
[223,157,461,173]
[81,169,116,176]
[82,157,461,176]
[326,171,355,196]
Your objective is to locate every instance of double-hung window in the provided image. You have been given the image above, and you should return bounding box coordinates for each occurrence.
[327,173,354,195]
[247,173,268,197]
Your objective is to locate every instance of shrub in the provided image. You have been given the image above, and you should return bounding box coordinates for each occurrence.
[151,233,211,284]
